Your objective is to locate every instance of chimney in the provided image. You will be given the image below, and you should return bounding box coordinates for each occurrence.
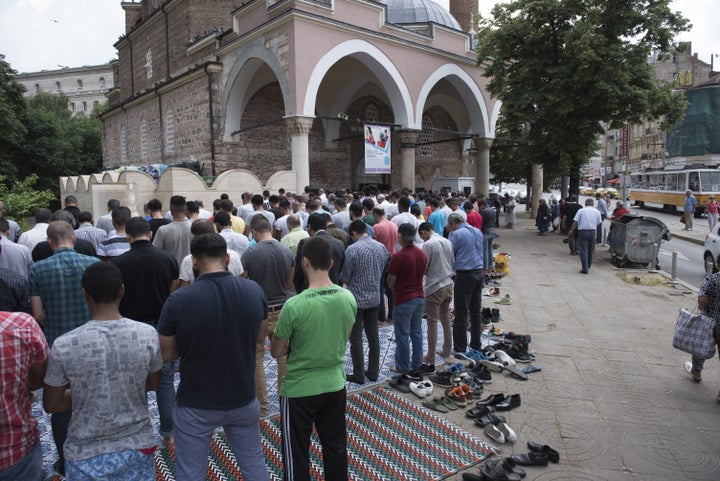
[122,2,143,34]
[450,0,478,33]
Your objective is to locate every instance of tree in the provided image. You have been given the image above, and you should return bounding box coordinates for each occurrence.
[0,174,55,222]
[477,0,689,196]
[0,54,27,182]
[18,92,103,194]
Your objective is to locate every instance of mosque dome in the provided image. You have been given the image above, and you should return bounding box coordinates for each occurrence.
[381,0,462,31]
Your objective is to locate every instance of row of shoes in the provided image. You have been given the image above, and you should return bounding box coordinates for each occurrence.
[429,362,493,388]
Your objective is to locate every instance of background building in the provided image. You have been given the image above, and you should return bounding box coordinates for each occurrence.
[15,63,114,115]
[100,0,500,194]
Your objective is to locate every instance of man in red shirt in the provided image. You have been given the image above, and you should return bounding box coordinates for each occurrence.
[387,223,427,374]
[465,200,483,231]
[0,311,49,480]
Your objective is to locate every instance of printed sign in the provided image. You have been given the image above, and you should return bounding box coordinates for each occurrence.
[364,124,391,174]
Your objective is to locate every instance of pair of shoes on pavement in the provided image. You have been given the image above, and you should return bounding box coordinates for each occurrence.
[409,379,434,398]
[484,420,517,444]
[475,392,521,411]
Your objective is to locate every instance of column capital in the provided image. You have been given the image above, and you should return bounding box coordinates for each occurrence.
[285,116,315,136]
[397,128,422,147]
[473,137,493,151]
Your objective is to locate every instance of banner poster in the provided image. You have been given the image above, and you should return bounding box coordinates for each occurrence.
[364,124,391,174]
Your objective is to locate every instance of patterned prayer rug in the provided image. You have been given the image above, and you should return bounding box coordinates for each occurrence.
[153,387,494,481]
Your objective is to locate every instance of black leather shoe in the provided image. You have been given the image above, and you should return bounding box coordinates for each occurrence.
[495,393,521,411]
[479,459,521,480]
[461,473,483,481]
[501,457,526,478]
[508,452,549,466]
[475,393,506,406]
[527,440,559,463]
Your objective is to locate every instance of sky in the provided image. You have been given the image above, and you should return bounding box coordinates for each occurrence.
[0,0,717,74]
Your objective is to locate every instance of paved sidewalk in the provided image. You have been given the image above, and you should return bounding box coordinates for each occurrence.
[393,212,720,480]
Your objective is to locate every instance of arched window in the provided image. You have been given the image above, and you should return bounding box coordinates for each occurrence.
[140,120,149,162]
[99,77,105,88]
[55,81,61,91]
[419,115,433,157]
[77,79,83,90]
[364,104,378,123]
[121,125,128,165]
[165,108,175,153]
[145,48,153,80]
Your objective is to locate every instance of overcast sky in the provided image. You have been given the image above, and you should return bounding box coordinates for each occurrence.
[0,0,717,74]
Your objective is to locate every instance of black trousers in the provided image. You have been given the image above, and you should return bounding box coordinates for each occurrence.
[280,388,347,481]
[51,410,72,470]
[452,269,483,353]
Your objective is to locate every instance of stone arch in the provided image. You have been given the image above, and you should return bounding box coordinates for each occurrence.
[415,64,491,138]
[221,41,292,139]
[303,39,414,128]
[211,169,264,194]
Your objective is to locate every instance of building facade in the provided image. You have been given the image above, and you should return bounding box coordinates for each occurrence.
[100,0,500,194]
[15,64,114,115]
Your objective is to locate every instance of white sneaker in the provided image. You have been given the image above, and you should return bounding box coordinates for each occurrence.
[494,350,517,368]
[409,381,426,398]
[421,380,434,396]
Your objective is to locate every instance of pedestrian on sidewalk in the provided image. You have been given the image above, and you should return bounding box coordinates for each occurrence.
[683,190,697,231]
[536,199,550,235]
[707,195,719,232]
[568,199,602,274]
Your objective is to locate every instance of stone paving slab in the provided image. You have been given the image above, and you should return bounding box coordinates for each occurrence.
[379,212,720,480]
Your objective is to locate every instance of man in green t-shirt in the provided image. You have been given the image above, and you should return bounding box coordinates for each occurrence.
[271,236,356,481]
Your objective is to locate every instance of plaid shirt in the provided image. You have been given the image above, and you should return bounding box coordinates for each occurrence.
[0,267,30,312]
[340,235,388,309]
[0,311,50,470]
[28,247,99,346]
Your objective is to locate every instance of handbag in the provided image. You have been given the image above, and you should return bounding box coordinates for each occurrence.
[672,308,717,359]
[680,214,685,223]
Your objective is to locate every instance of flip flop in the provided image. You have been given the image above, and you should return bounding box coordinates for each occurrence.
[438,396,458,411]
[423,397,449,413]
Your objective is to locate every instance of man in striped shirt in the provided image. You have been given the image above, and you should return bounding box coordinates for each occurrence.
[341,220,389,384]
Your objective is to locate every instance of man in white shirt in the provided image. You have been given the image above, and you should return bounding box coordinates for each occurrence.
[0,218,33,279]
[568,199,603,274]
[96,199,120,234]
[213,212,249,258]
[17,208,52,252]
[274,200,293,240]
[0,200,22,242]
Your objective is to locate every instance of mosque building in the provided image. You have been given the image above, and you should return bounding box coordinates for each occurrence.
[100,0,500,195]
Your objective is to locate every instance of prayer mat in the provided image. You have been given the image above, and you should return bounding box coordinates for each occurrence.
[152,387,494,481]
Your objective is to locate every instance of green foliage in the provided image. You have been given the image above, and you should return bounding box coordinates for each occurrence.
[477,0,689,195]
[0,54,27,182]
[0,174,55,220]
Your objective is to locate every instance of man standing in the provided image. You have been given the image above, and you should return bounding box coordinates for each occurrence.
[562,195,582,254]
[446,213,484,353]
[342,220,389,384]
[96,199,120,234]
[0,311,49,480]
[274,199,293,240]
[595,193,608,243]
[427,198,446,235]
[568,199,603,274]
[271,237,356,481]
[418,222,455,363]
[387,223,427,374]
[43,262,163,480]
[17,208,51,252]
[683,190,697,231]
[478,200,495,279]
[294,213,345,293]
[241,215,295,417]
[214,211,250,259]
[74,211,108,251]
[0,200,22,242]
[331,198,351,231]
[154,195,192,265]
[158,234,269,481]
[147,198,171,238]
[28,221,99,475]
[281,215,309,255]
[112,217,180,447]
[0,218,33,279]
[97,206,132,260]
[372,207,397,325]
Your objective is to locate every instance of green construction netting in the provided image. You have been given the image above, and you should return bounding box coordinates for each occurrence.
[667,85,720,156]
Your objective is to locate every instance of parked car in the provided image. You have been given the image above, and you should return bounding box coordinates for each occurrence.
[703,225,720,274]
[580,186,596,196]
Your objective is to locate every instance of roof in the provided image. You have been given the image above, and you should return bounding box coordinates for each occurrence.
[381,0,461,30]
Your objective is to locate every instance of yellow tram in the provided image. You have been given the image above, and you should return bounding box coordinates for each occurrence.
[629,168,720,215]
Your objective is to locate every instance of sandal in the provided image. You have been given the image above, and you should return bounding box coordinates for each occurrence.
[438,396,458,411]
[423,396,449,413]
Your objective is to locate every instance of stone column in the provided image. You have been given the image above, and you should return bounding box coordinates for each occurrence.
[474,137,493,196]
[397,129,421,191]
[286,116,314,194]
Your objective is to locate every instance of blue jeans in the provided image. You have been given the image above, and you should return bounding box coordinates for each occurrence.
[157,360,176,439]
[393,297,425,373]
[453,269,483,352]
[577,230,596,272]
[173,399,269,481]
[0,440,42,481]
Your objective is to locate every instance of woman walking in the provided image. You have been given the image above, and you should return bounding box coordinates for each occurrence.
[707,195,719,232]
[536,198,550,235]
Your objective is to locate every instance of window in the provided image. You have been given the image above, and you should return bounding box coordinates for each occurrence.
[71,102,75,112]
[364,104,378,123]
[34,83,40,93]
[77,79,83,90]
[419,115,433,157]
[99,77,105,88]
[82,101,87,112]
[141,120,148,162]
[55,81,61,91]
[121,125,128,165]
[165,108,175,153]
[145,48,153,80]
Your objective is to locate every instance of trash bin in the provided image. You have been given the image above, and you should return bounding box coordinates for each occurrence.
[609,214,671,267]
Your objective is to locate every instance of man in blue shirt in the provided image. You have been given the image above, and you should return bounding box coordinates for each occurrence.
[683,190,698,231]
[446,213,484,353]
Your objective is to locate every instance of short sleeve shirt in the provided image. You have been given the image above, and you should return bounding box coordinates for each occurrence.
[44,319,162,461]
[0,312,49,470]
[242,240,295,306]
[699,273,720,322]
[388,245,426,305]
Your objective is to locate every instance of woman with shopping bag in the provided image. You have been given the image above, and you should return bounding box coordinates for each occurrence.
[683,254,720,402]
